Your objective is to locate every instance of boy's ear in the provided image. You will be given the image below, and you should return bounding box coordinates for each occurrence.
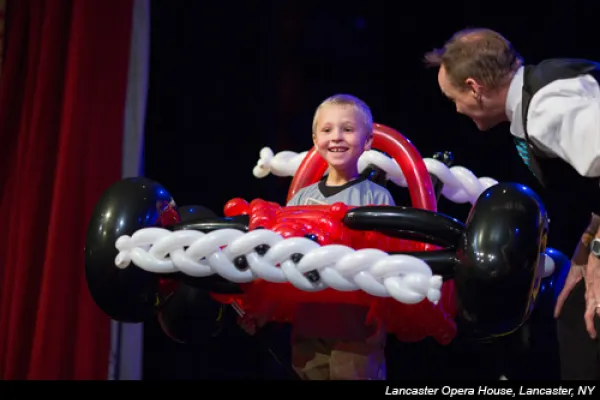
[364,133,373,151]
[312,133,317,147]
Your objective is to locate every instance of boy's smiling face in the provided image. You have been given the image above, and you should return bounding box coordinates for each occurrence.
[312,104,372,174]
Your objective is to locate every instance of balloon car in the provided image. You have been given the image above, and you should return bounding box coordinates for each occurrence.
[85,124,568,346]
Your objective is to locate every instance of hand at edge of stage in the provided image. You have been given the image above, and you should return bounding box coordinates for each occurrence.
[584,252,600,339]
[554,264,585,319]
[555,213,599,320]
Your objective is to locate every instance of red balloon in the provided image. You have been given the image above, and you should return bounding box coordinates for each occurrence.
[316,216,344,242]
[286,150,328,202]
[157,277,179,299]
[271,221,307,238]
[249,198,268,212]
[329,202,349,221]
[335,226,353,247]
[223,198,250,217]
[249,216,274,230]
[157,201,181,226]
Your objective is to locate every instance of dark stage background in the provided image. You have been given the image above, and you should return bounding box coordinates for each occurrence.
[142,1,600,380]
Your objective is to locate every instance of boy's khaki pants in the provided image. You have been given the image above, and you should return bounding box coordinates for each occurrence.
[291,336,386,380]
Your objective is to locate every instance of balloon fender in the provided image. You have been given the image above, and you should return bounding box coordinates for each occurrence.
[455,183,549,338]
[84,177,175,322]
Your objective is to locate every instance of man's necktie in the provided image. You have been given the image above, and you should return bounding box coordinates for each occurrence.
[514,137,532,168]
[513,136,545,185]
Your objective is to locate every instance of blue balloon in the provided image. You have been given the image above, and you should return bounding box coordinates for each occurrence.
[534,247,571,316]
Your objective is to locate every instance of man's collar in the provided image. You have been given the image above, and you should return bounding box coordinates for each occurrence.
[505,66,524,123]
[505,66,525,138]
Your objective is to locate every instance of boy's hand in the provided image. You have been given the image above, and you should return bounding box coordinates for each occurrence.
[366,317,386,346]
[237,314,258,335]
[236,302,278,336]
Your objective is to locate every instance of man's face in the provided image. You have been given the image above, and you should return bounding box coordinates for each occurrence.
[438,65,502,131]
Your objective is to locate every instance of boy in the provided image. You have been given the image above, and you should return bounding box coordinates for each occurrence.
[240,94,395,380]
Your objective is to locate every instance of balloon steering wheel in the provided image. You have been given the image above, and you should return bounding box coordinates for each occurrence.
[287,124,437,211]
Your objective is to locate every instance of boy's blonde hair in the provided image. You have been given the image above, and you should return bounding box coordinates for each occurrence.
[312,94,373,135]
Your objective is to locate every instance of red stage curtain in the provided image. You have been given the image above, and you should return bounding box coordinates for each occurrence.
[0,0,134,380]
[0,0,5,76]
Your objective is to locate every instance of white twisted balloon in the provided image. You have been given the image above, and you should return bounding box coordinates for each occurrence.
[253,147,499,205]
[113,226,556,304]
[114,227,444,305]
[252,147,309,178]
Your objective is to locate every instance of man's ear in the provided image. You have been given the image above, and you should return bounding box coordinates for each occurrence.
[465,77,482,98]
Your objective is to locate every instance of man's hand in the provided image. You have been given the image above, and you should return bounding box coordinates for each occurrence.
[584,253,600,339]
[555,215,598,320]
[554,263,586,318]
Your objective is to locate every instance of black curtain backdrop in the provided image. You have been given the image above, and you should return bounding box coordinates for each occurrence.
[142,0,600,379]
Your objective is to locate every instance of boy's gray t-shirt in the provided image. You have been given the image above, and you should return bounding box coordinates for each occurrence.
[287,177,396,207]
[286,176,396,341]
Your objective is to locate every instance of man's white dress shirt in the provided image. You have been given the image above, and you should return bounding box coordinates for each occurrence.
[505,66,600,178]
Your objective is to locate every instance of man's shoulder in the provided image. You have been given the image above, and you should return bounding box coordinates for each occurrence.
[525,58,600,93]
[529,58,600,69]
